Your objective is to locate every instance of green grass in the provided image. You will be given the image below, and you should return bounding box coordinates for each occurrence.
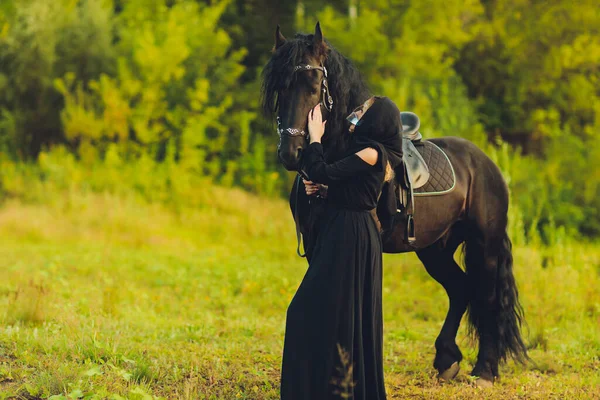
[1,186,599,399]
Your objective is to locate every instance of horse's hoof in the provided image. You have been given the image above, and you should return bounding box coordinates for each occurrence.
[438,361,460,381]
[475,377,494,388]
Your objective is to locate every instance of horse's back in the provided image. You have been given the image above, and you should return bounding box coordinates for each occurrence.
[383,136,504,253]
[427,136,507,184]
[427,136,510,232]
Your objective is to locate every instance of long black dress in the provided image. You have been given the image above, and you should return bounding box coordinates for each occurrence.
[280,141,387,400]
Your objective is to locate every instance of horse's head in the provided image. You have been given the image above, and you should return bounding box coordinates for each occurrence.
[262,22,333,171]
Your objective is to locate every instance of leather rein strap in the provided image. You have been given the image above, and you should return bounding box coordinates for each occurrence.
[293,174,306,258]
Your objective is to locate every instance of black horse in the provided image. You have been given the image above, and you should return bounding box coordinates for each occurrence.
[262,22,528,386]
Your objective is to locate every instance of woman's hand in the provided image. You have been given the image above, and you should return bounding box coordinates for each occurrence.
[303,179,319,196]
[308,104,326,143]
[303,179,328,198]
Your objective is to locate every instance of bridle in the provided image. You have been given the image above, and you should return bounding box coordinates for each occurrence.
[295,64,334,113]
[276,63,334,139]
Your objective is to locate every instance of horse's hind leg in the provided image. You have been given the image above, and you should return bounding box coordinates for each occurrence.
[463,181,528,385]
[416,231,467,380]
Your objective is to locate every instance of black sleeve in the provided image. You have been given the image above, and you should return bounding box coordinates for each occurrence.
[300,142,375,184]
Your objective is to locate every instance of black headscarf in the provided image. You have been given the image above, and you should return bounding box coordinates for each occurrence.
[349,97,403,170]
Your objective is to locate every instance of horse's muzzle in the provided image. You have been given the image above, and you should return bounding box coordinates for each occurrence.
[278,144,303,171]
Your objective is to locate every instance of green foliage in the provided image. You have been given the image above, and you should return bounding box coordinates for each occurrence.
[0,0,283,195]
[458,0,600,143]
[0,0,599,238]
[54,0,264,183]
[299,2,487,144]
[0,0,115,157]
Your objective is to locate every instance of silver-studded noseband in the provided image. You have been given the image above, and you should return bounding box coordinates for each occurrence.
[277,63,334,139]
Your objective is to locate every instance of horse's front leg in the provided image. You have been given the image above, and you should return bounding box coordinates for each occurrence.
[416,243,468,380]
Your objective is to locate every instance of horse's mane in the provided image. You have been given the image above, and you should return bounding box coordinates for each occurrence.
[261,33,371,160]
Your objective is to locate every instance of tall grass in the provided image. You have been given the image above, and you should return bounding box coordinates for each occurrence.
[0,154,599,398]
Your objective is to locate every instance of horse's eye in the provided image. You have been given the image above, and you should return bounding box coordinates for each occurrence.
[311,88,319,95]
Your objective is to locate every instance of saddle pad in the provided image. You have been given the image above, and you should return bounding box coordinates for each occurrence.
[413,141,456,196]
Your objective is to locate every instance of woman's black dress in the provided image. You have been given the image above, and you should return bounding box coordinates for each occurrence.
[280,141,387,400]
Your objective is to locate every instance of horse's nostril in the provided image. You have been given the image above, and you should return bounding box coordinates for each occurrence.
[296,147,303,160]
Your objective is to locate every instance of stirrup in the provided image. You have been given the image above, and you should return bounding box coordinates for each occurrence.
[407,214,416,244]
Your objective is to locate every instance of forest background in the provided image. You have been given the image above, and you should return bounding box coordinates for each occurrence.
[1,0,599,242]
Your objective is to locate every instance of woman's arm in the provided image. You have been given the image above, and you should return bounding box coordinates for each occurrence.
[356,147,379,166]
[301,142,379,184]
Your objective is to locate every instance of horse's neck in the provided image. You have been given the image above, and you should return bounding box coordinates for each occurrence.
[323,131,351,162]
[322,57,371,160]
[323,103,369,161]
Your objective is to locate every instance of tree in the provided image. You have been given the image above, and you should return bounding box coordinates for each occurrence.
[457,0,600,151]
[0,0,115,158]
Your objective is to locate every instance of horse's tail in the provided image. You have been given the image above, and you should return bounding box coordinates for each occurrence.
[464,230,528,364]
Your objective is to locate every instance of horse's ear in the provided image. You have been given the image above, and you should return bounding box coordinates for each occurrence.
[313,22,328,55]
[314,22,323,45]
[274,25,286,51]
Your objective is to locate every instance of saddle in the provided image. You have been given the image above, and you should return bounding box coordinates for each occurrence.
[399,112,429,188]
[393,112,430,245]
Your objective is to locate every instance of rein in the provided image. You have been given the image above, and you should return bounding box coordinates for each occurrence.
[293,174,306,258]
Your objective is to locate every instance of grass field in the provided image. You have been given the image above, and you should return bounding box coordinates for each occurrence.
[1,186,599,399]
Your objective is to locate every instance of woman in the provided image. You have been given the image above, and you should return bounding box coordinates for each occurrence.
[280,97,404,400]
